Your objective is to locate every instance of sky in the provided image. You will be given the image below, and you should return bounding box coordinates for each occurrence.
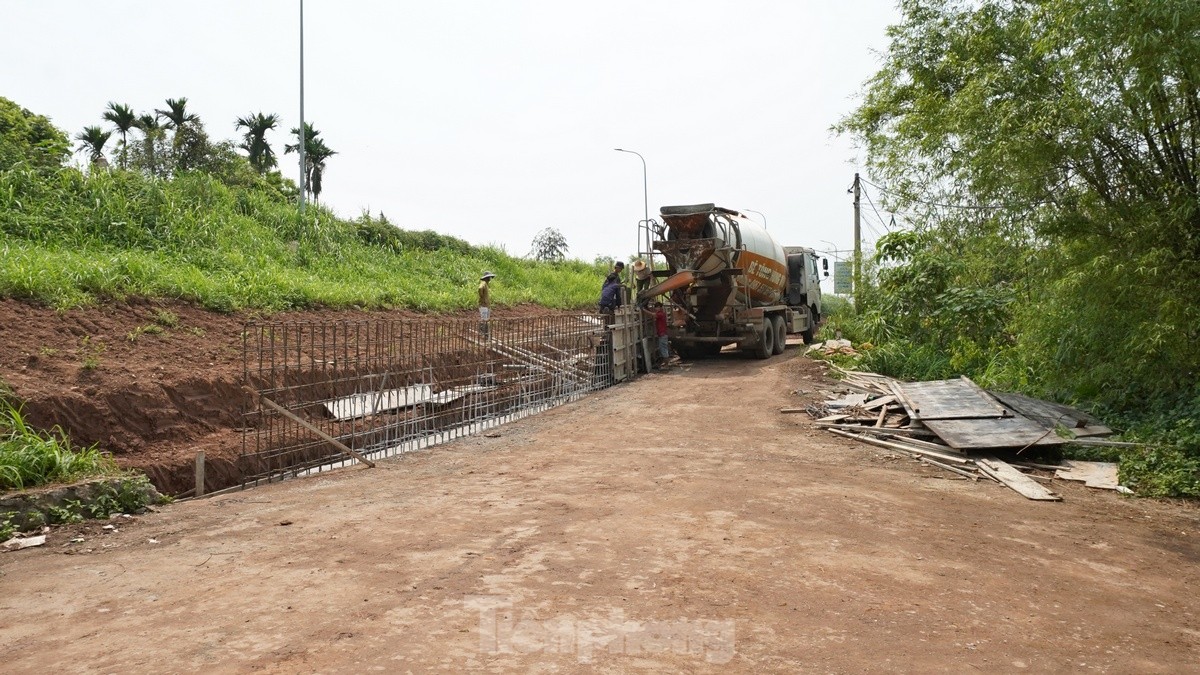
[2,0,900,276]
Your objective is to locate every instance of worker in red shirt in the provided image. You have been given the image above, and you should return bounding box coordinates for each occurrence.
[645,300,670,369]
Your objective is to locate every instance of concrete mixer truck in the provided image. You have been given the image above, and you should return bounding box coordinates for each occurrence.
[635,203,827,359]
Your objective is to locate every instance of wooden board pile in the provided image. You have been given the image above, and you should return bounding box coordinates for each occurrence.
[789,368,1130,501]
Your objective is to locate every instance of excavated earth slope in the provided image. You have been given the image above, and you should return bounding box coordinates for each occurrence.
[0,298,559,495]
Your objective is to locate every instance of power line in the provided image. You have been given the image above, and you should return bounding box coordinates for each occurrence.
[859,184,893,233]
[861,177,1051,211]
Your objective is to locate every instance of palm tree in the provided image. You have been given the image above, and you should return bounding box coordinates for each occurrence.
[154,97,199,131]
[285,122,337,202]
[75,125,112,168]
[102,102,136,169]
[235,112,280,173]
[134,113,164,176]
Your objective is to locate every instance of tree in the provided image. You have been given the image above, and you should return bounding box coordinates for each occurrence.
[235,112,280,173]
[529,227,569,262]
[154,97,200,158]
[74,125,111,168]
[102,102,136,169]
[0,96,69,170]
[838,0,1200,401]
[284,122,337,202]
[131,113,168,177]
[154,97,199,131]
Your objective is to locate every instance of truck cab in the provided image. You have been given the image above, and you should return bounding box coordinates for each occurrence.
[783,246,825,338]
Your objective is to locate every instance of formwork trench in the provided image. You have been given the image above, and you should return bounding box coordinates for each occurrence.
[239,308,642,488]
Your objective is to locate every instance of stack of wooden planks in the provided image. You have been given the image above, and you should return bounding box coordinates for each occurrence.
[788,367,1131,501]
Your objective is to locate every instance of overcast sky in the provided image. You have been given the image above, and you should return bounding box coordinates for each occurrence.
[2,0,899,273]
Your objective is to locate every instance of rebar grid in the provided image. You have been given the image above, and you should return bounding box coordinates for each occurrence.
[241,311,634,486]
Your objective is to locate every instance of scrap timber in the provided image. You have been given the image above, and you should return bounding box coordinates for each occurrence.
[799,368,1130,501]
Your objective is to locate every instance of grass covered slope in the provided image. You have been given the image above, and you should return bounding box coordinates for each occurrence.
[0,165,605,312]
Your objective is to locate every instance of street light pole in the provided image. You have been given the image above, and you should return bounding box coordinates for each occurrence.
[742,208,767,230]
[614,149,648,268]
[298,0,307,214]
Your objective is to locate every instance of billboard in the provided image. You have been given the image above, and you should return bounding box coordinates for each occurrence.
[833,261,853,295]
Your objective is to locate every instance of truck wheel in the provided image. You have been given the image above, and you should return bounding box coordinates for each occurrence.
[772,315,786,355]
[754,320,774,359]
[801,306,818,344]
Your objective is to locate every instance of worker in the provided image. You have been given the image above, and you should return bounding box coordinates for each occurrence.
[632,259,652,294]
[645,300,670,369]
[599,276,622,327]
[605,260,625,285]
[478,271,495,338]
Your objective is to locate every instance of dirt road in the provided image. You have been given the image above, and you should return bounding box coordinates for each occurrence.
[2,353,1198,672]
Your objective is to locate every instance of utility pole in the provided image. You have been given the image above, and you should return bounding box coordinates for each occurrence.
[298,0,307,215]
[852,172,862,309]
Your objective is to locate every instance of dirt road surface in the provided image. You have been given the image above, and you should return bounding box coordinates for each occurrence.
[2,354,1198,673]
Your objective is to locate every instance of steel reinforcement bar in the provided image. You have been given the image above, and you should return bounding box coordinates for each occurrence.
[241,310,637,486]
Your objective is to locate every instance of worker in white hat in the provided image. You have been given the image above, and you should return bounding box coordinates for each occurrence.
[632,259,652,293]
[479,272,496,338]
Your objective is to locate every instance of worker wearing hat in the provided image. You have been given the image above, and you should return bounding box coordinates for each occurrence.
[479,272,496,338]
[632,259,652,293]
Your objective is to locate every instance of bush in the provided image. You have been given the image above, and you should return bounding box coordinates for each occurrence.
[0,401,119,491]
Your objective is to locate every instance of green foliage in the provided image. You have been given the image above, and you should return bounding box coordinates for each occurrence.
[78,336,105,370]
[0,162,602,312]
[74,125,111,166]
[152,309,179,327]
[837,0,1200,495]
[47,502,83,525]
[284,122,335,202]
[529,227,569,262]
[235,112,280,173]
[0,511,17,540]
[0,401,120,491]
[127,324,164,342]
[0,97,70,170]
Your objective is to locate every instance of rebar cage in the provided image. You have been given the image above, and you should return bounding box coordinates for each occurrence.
[241,310,639,486]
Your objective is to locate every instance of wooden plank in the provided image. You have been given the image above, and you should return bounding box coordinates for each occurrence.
[874,432,965,454]
[826,393,869,409]
[195,451,206,498]
[779,408,810,414]
[874,406,888,427]
[922,417,1066,451]
[898,378,1009,421]
[977,456,1062,501]
[1070,425,1114,438]
[862,395,897,411]
[1067,438,1137,448]
[887,380,920,420]
[258,394,376,469]
[827,429,973,465]
[919,458,979,480]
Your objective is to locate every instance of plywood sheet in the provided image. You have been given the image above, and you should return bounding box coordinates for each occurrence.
[1055,460,1120,490]
[989,391,1105,433]
[922,417,1066,450]
[898,378,1009,421]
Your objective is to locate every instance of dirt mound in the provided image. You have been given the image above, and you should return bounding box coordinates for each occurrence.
[0,298,563,495]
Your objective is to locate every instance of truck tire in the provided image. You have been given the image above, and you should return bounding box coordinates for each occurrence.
[753,320,774,359]
[772,315,786,355]
[801,306,818,344]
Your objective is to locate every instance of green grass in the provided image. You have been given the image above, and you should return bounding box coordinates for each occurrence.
[0,166,607,312]
[0,401,121,492]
